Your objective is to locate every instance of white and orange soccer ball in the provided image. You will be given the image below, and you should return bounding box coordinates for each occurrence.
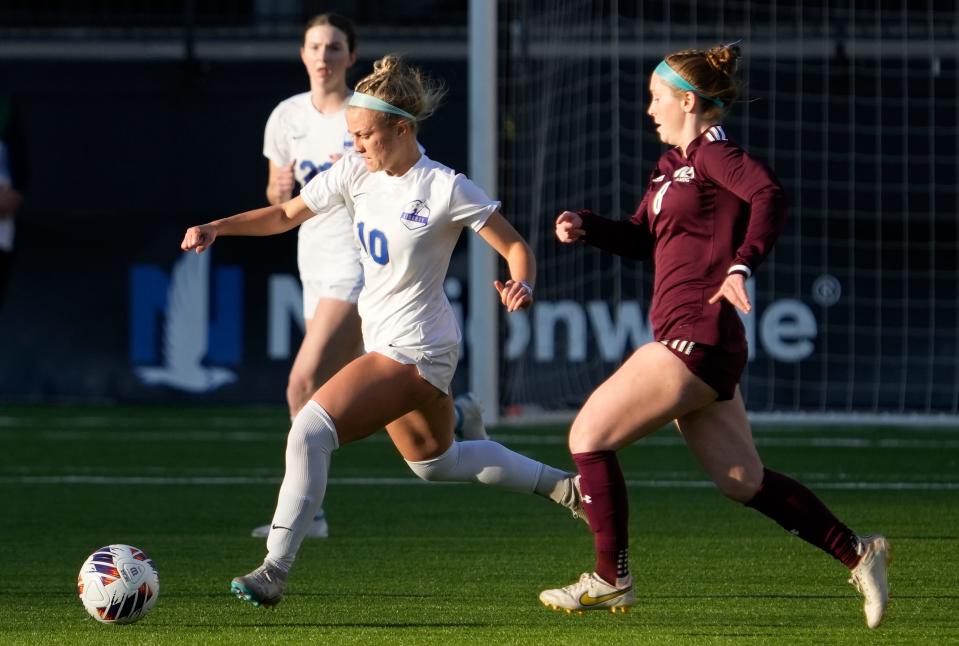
[77,544,159,624]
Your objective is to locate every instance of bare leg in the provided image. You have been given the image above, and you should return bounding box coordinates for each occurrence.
[677,387,890,628]
[677,387,860,568]
[569,342,715,584]
[287,298,363,417]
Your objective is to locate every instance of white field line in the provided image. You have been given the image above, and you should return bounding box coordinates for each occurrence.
[0,416,285,429]
[8,430,959,449]
[2,414,959,433]
[499,435,959,449]
[0,474,956,491]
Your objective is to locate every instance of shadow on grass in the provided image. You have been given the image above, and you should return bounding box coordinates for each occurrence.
[656,593,849,600]
[171,622,488,629]
[657,593,959,600]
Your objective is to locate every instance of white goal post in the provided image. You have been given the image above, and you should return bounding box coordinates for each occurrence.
[468,0,500,425]
[469,1,958,426]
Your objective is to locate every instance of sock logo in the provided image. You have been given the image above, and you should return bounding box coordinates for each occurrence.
[271,524,293,532]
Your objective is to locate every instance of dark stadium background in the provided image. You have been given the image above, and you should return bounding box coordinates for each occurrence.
[0,1,956,416]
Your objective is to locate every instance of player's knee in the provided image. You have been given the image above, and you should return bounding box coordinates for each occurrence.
[287,371,315,399]
[568,415,612,453]
[286,401,340,456]
[716,466,763,503]
[287,372,319,412]
[568,416,591,448]
[405,442,459,482]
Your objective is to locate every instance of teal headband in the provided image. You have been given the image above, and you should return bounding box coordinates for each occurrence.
[348,91,417,121]
[654,60,725,108]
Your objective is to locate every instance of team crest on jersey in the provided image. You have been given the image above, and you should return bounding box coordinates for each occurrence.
[400,200,431,230]
[673,166,695,182]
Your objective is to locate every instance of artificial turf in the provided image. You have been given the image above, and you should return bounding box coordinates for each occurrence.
[1,406,957,644]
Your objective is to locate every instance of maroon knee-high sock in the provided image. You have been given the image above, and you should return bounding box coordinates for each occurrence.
[572,451,630,584]
[745,467,860,569]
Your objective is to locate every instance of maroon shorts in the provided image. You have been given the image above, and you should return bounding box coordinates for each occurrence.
[659,339,747,401]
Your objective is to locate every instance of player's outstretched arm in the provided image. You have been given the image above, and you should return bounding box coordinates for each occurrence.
[180,195,314,253]
[478,211,536,313]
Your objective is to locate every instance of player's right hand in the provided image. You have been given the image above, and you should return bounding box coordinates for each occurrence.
[180,224,217,254]
[274,161,295,199]
[555,210,585,243]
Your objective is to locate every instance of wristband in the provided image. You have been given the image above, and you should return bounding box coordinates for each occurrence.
[727,264,751,278]
[517,280,534,296]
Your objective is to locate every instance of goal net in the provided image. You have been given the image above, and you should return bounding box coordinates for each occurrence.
[494,0,958,421]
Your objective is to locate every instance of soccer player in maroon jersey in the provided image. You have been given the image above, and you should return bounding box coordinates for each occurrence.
[539,43,891,629]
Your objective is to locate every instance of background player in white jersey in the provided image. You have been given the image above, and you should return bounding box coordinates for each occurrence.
[253,14,485,540]
[182,55,585,609]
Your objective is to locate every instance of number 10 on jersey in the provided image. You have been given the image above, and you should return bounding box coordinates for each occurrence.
[357,222,389,265]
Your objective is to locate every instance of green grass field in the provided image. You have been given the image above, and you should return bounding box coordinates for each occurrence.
[1,405,957,645]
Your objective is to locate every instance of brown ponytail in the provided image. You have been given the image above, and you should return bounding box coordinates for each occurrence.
[664,42,742,119]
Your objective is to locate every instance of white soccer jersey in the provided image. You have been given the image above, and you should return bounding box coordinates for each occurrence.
[299,154,499,354]
[263,92,359,281]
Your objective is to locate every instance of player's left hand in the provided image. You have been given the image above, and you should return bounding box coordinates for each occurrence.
[494,279,533,312]
[708,273,751,314]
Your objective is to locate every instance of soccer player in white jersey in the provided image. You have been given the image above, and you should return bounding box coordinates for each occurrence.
[182,54,585,608]
[252,14,486,540]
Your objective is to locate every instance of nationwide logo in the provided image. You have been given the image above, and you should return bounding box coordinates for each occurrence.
[399,199,430,230]
[673,166,695,182]
[129,251,242,393]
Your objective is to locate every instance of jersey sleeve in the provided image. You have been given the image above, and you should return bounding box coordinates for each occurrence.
[448,174,501,232]
[263,104,291,167]
[577,166,658,260]
[578,209,654,260]
[299,154,354,216]
[698,140,788,276]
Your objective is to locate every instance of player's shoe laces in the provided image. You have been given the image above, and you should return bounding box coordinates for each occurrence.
[848,534,892,629]
[454,392,488,441]
[539,572,634,613]
[251,510,329,538]
[231,562,287,608]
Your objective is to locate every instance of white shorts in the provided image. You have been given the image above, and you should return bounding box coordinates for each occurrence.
[302,273,363,319]
[373,343,459,394]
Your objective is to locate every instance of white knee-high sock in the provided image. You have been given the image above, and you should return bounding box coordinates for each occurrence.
[405,440,568,496]
[266,400,339,572]
[291,412,326,524]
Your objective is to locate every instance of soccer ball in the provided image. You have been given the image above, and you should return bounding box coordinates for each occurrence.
[77,544,159,624]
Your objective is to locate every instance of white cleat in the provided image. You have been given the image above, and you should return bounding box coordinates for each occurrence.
[251,510,329,538]
[230,562,287,608]
[550,474,589,525]
[848,534,892,629]
[540,572,635,612]
[568,474,588,525]
[454,393,489,441]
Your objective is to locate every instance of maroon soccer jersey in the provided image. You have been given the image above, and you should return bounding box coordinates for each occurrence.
[578,125,787,351]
